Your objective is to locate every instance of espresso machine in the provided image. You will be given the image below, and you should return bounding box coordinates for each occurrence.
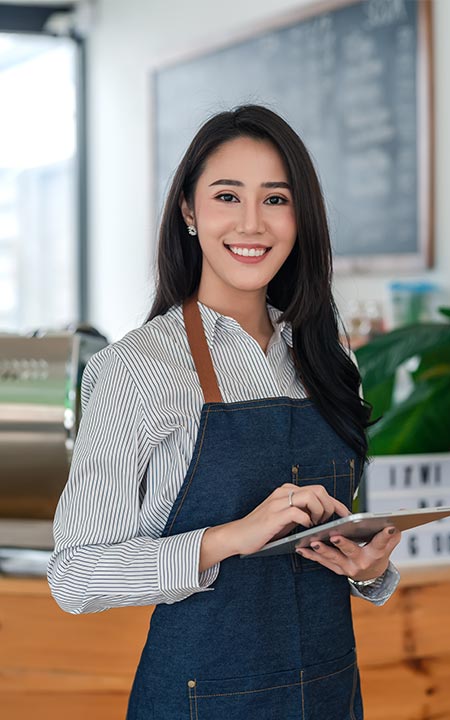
[0,325,108,574]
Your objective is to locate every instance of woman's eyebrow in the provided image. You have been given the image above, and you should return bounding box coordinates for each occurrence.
[208,179,291,190]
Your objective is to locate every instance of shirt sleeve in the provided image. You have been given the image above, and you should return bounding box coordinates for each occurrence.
[349,561,400,605]
[47,346,219,615]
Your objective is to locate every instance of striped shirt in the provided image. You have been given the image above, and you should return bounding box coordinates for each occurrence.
[47,300,399,614]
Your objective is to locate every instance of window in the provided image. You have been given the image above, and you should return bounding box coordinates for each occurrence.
[0,30,80,331]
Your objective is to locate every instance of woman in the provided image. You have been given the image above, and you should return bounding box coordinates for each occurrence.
[48,104,401,719]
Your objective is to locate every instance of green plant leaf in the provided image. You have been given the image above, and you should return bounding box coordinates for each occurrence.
[363,376,395,421]
[355,322,450,391]
[368,375,450,454]
[438,306,450,319]
[411,345,450,382]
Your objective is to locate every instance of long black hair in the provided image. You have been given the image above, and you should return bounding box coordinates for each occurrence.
[145,104,375,461]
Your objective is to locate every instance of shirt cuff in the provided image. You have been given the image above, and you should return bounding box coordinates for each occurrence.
[157,527,220,603]
[348,561,400,606]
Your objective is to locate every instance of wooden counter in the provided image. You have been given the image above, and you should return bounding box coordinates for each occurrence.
[1,566,450,720]
[352,565,450,719]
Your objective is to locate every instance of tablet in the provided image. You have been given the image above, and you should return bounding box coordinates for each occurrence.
[241,506,450,558]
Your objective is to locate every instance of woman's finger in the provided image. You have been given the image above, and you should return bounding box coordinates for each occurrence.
[367,527,401,551]
[309,490,338,523]
[330,528,401,558]
[328,536,363,558]
[303,487,351,521]
[304,491,350,521]
[298,528,401,581]
[277,488,350,525]
[300,494,330,525]
[297,546,346,575]
[275,490,326,525]
[286,507,315,528]
[333,499,353,518]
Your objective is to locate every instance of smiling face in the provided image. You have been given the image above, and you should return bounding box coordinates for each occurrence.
[180,136,297,303]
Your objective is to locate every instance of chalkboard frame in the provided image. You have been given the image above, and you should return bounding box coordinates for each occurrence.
[149,0,434,274]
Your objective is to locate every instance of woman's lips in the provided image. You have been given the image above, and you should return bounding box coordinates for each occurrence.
[224,244,272,264]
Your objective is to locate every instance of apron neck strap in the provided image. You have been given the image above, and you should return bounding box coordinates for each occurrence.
[182,292,223,404]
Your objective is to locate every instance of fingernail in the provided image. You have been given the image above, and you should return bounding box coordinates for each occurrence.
[311,543,320,550]
[331,538,340,544]
[387,527,396,535]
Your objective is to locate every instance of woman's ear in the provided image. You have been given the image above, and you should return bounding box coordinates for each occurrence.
[179,192,195,226]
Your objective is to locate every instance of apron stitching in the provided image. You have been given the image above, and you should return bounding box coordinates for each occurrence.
[294,463,351,574]
[301,660,356,685]
[185,663,356,709]
[195,680,302,698]
[166,406,212,535]
[350,663,358,720]
[350,458,355,508]
[296,473,351,481]
[207,401,313,413]
[291,465,301,573]
[291,529,305,647]
[300,670,305,719]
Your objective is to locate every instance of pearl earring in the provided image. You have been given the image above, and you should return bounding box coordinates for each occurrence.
[187,225,197,236]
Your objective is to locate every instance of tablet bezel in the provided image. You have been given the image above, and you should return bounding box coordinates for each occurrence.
[241,507,450,558]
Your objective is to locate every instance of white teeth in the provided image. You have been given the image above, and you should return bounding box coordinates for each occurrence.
[228,246,268,257]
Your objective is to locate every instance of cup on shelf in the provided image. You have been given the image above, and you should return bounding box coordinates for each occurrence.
[389,281,439,327]
[343,299,386,349]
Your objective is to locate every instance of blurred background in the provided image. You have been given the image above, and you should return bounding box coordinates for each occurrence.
[0,0,448,341]
[0,2,449,719]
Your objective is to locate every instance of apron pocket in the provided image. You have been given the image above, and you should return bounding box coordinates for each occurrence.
[290,458,356,574]
[301,649,363,720]
[291,458,356,507]
[187,667,303,720]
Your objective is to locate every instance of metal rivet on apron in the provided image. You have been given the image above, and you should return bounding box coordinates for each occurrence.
[187,680,196,688]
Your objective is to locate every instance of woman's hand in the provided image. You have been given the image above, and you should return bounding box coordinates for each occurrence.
[199,483,350,571]
[231,483,351,556]
[296,527,402,581]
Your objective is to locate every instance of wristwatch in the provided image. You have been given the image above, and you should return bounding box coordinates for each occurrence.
[348,566,389,589]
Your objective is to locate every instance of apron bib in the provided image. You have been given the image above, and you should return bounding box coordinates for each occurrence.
[127,295,365,720]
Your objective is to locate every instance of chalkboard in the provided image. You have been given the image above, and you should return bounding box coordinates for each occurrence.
[151,0,433,272]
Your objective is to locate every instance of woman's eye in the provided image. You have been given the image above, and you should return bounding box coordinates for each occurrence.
[265,195,288,205]
[215,193,288,205]
[216,193,238,202]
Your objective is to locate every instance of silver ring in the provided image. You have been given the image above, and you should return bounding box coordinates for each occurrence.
[288,490,295,508]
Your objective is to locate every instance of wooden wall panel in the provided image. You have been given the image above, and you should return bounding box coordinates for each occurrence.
[1,567,450,720]
[0,591,152,676]
[352,566,450,719]
[356,659,450,720]
[2,693,131,720]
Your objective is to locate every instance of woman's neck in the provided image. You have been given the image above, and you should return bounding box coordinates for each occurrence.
[196,283,274,350]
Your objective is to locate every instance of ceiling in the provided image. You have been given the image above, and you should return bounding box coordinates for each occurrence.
[0,1,78,5]
[0,2,77,71]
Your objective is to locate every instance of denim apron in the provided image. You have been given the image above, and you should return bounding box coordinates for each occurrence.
[126,295,365,720]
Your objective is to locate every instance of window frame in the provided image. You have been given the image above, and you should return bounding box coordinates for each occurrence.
[0,2,88,322]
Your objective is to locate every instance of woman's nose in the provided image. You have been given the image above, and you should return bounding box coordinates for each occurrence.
[235,200,266,235]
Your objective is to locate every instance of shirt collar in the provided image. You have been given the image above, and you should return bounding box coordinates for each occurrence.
[267,304,293,348]
[195,300,293,350]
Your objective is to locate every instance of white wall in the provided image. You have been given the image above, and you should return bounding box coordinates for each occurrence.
[87,0,450,341]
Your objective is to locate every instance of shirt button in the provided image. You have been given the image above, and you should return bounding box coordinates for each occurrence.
[188,680,196,688]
